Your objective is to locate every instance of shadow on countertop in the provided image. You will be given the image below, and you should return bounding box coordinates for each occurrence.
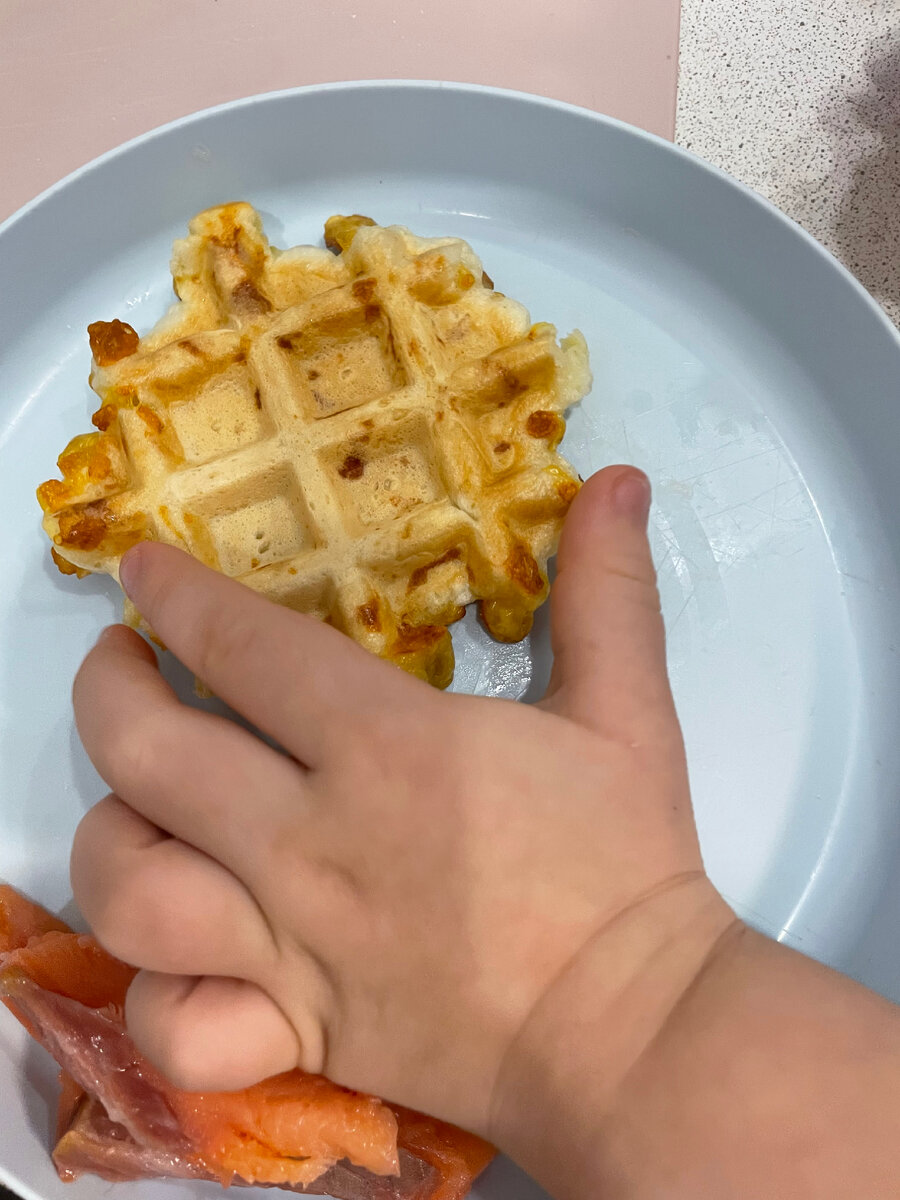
[831,27,900,325]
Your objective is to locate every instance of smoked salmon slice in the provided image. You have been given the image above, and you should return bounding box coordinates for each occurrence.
[0,884,494,1199]
[54,1093,441,1199]
[0,884,69,946]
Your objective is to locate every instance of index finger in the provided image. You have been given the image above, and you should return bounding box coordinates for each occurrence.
[118,542,421,763]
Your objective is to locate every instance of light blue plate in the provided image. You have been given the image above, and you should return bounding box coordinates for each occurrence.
[2,81,900,1200]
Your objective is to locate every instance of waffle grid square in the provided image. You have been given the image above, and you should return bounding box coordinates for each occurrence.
[38,205,591,687]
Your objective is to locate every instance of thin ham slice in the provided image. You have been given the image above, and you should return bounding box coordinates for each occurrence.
[0,886,494,1200]
[2,970,189,1150]
[55,1094,440,1199]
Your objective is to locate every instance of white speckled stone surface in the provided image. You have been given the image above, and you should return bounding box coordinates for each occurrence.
[677,0,900,326]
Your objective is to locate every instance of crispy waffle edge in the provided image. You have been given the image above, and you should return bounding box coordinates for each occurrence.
[37,203,592,689]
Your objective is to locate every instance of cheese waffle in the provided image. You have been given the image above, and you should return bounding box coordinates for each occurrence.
[37,204,591,688]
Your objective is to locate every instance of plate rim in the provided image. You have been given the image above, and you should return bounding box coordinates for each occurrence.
[1,77,898,353]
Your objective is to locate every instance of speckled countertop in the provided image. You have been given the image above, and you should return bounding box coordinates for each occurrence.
[677,0,900,326]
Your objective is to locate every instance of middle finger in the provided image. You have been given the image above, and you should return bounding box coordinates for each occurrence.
[71,794,279,978]
[74,625,311,875]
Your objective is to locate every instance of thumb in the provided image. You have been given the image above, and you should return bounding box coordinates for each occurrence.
[541,466,677,741]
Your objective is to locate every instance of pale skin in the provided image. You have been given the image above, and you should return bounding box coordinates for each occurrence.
[70,466,900,1198]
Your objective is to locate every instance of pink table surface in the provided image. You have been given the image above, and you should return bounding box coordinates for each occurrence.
[0,0,680,224]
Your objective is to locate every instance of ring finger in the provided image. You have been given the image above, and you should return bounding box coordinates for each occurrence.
[71,795,279,978]
[74,625,312,877]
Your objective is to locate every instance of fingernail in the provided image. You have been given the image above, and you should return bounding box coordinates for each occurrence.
[96,625,119,646]
[612,470,651,526]
[118,545,142,597]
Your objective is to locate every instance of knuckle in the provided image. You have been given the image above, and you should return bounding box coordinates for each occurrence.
[598,551,661,609]
[600,548,655,587]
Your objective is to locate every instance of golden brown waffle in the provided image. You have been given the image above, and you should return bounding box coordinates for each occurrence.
[38,203,591,687]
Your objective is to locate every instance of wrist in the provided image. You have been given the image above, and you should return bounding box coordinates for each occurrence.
[488,874,739,1195]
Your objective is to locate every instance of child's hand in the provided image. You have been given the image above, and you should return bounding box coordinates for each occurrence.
[70,466,734,1142]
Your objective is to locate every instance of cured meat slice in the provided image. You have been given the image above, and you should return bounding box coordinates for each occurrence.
[0,886,494,1199]
[55,1094,441,1199]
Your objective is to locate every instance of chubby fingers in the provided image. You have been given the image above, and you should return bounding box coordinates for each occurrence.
[117,543,421,764]
[74,625,310,875]
[543,466,677,741]
[125,972,304,1093]
[70,795,277,977]
[71,796,313,1091]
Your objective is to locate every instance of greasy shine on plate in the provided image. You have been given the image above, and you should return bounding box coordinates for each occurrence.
[2,82,900,1200]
